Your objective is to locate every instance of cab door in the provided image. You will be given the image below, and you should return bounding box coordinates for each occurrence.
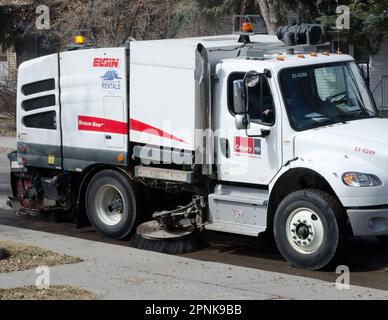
[216,66,282,185]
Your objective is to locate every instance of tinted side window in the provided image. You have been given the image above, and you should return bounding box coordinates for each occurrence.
[22,79,55,96]
[228,73,275,125]
[22,95,56,112]
[23,111,57,130]
[227,73,246,113]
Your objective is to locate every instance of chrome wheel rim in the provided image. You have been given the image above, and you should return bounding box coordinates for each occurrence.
[285,208,324,255]
[95,185,125,226]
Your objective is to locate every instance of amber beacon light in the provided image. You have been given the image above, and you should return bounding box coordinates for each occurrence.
[74,35,85,45]
[241,22,254,33]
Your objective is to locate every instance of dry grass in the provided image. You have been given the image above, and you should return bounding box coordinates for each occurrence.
[0,240,82,273]
[0,116,15,137]
[0,286,100,300]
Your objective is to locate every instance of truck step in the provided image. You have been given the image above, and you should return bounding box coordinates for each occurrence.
[206,185,268,237]
[204,221,265,237]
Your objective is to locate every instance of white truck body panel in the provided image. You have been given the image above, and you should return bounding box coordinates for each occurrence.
[17,53,62,168]
[292,118,388,207]
[129,34,281,152]
[129,62,196,150]
[17,48,128,171]
[59,48,128,171]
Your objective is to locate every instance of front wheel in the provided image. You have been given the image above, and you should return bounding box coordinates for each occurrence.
[274,190,343,270]
[86,170,138,239]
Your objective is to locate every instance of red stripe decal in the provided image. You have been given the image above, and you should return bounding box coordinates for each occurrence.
[78,116,128,134]
[78,116,186,144]
[129,119,186,144]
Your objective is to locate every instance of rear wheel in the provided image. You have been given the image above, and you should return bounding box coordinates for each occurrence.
[86,170,138,239]
[274,189,343,270]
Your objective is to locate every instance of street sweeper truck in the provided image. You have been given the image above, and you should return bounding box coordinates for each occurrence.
[7,21,388,270]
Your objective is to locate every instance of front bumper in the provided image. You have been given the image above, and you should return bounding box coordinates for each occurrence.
[347,208,388,236]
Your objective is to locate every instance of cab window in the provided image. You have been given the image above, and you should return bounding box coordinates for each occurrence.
[228,72,275,125]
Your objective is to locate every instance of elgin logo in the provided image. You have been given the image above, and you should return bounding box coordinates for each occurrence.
[93,58,120,68]
[235,137,261,156]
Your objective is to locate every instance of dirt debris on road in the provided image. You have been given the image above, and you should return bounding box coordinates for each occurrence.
[0,286,100,300]
[0,240,82,273]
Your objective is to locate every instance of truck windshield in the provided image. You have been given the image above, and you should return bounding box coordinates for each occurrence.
[280,62,378,131]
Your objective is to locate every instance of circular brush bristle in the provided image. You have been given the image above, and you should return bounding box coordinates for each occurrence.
[131,233,199,254]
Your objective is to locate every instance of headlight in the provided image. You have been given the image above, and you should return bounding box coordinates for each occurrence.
[342,172,382,187]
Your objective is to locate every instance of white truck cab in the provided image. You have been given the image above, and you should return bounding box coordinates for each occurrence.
[8,24,388,270]
[209,50,387,270]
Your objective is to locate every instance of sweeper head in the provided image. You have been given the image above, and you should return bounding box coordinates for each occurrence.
[131,197,205,254]
[131,221,199,254]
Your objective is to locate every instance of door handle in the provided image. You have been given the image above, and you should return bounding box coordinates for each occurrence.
[105,135,112,140]
[220,138,230,158]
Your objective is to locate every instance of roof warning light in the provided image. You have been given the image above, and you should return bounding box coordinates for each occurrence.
[74,35,85,45]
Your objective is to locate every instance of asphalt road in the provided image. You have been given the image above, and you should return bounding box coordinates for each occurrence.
[0,173,10,195]
[1,138,388,293]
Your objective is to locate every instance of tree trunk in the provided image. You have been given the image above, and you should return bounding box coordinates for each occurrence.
[256,0,285,35]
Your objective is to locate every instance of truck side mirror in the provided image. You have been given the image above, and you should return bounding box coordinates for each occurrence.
[233,71,261,131]
[235,114,251,130]
[358,63,370,87]
[233,80,246,115]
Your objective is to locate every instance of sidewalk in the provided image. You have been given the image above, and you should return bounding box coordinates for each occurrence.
[0,224,387,300]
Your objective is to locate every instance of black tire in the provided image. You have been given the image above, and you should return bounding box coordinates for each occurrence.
[273,189,343,270]
[86,169,138,239]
